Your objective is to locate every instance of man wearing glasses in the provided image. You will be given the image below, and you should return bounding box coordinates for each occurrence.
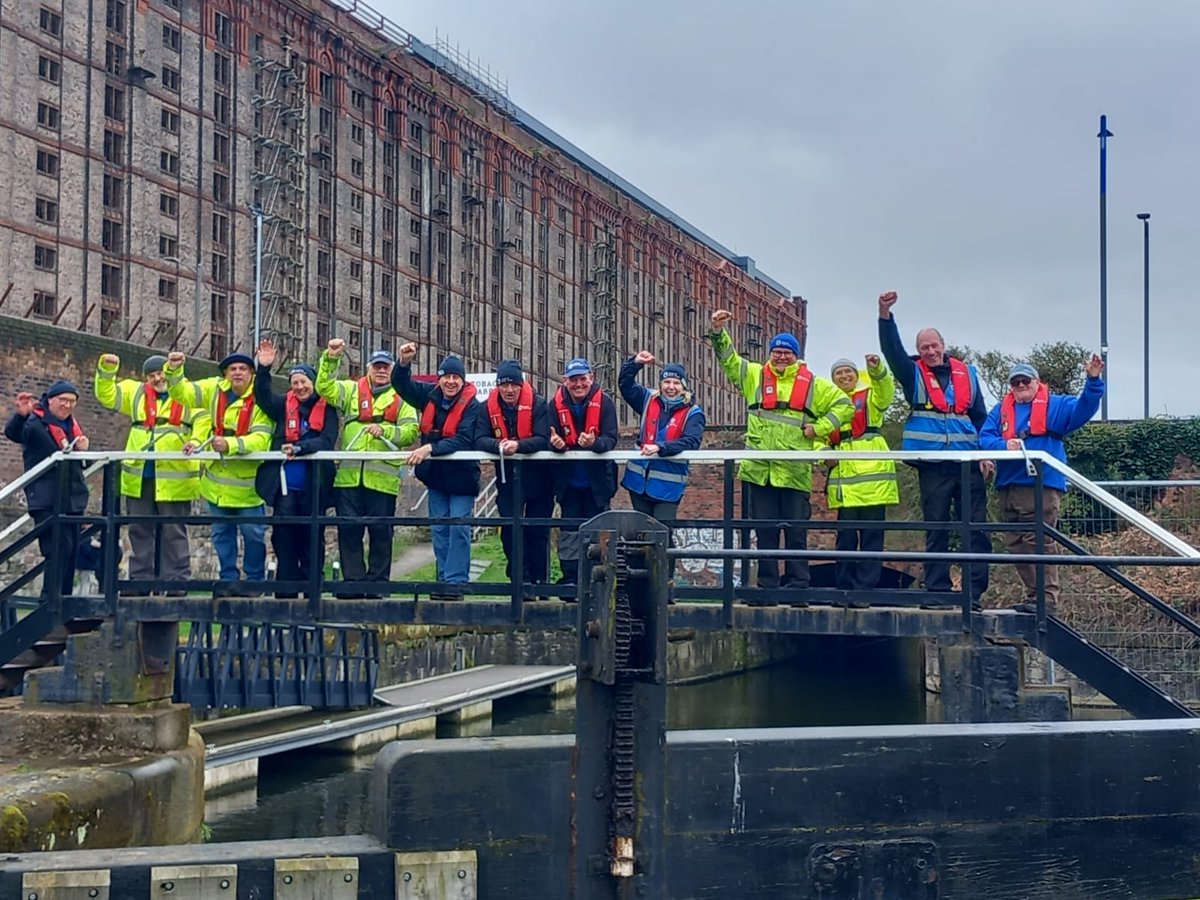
[980,356,1105,613]
[878,291,993,606]
[711,309,851,602]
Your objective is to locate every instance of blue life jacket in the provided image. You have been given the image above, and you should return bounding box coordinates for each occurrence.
[622,395,699,503]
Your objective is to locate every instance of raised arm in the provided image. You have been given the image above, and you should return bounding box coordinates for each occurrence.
[618,354,652,412]
[877,292,916,401]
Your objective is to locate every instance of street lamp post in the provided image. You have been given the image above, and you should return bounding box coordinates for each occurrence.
[1137,212,1151,418]
[1098,114,1113,421]
[249,203,264,350]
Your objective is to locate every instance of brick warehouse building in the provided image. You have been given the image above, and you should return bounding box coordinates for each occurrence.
[0,0,805,428]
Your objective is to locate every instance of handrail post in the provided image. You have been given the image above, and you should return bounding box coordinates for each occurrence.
[46,455,68,618]
[960,459,973,629]
[510,459,525,621]
[1034,460,1046,631]
[722,458,735,626]
[740,479,752,597]
[101,458,120,615]
[306,474,323,619]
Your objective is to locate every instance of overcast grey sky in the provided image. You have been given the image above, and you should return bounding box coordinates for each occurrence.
[380,0,1199,418]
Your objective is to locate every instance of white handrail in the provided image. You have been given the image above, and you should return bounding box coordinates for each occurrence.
[0,460,108,545]
[5,449,1195,564]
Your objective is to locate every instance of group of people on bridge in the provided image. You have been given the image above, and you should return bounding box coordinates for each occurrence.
[4,291,1103,609]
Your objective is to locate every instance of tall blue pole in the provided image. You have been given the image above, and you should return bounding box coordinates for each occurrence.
[1137,212,1151,418]
[1098,115,1113,421]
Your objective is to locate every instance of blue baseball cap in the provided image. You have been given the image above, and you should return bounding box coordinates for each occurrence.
[563,357,592,377]
[1008,363,1039,383]
[368,350,395,366]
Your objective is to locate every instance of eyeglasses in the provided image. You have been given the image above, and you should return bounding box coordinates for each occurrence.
[1009,377,1032,388]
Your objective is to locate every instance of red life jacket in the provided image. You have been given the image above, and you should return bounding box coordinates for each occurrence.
[761,364,812,411]
[828,388,869,446]
[641,395,689,444]
[917,357,972,414]
[284,393,328,443]
[419,383,478,438]
[357,377,401,423]
[32,407,83,450]
[487,383,535,439]
[553,386,603,447]
[214,390,255,437]
[142,386,184,428]
[1001,383,1050,440]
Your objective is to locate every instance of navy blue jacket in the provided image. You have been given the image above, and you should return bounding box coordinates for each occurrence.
[474,390,554,498]
[392,365,482,497]
[549,383,619,506]
[618,356,706,501]
[4,405,88,513]
[253,363,340,508]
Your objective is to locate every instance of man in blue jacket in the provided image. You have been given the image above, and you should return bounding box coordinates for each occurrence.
[618,351,705,576]
[878,290,993,605]
[395,342,483,601]
[980,356,1105,612]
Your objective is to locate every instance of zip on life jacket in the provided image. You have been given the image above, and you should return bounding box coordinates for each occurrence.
[214,390,255,437]
[828,388,876,445]
[553,387,603,447]
[758,364,813,412]
[917,358,972,413]
[420,383,478,439]
[357,377,401,423]
[1001,383,1059,440]
[142,387,185,428]
[641,395,690,444]
[284,393,328,443]
[487,383,534,439]
[32,407,84,450]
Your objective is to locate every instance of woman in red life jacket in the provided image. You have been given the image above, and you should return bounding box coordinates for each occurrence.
[618,351,706,585]
[393,342,484,601]
[473,359,555,601]
[548,357,619,601]
[5,380,90,599]
[253,340,340,598]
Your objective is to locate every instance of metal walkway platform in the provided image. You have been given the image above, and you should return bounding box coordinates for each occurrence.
[202,664,575,768]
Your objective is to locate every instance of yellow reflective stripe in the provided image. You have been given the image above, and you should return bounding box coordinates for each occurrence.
[203,470,255,488]
[830,471,897,486]
[248,425,273,435]
[717,342,735,364]
[362,460,402,475]
[909,409,974,425]
[233,437,247,454]
[822,410,842,429]
[149,469,199,480]
[645,470,688,484]
[749,409,807,427]
[397,414,418,425]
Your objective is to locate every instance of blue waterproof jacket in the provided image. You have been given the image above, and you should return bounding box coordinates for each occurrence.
[979,376,1104,491]
[618,357,706,502]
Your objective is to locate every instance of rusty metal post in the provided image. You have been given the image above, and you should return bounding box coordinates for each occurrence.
[573,510,669,900]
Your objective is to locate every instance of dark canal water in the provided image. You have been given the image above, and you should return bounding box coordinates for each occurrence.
[206,637,923,842]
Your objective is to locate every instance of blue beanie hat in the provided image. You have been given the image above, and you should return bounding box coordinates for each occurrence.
[289,363,317,383]
[45,380,80,400]
[437,355,466,378]
[219,352,254,372]
[769,333,801,355]
[660,363,687,385]
[495,359,524,385]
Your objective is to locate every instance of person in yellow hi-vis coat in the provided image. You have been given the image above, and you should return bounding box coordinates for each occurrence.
[709,309,851,603]
[315,339,419,596]
[818,355,900,592]
[165,350,273,597]
[94,353,205,592]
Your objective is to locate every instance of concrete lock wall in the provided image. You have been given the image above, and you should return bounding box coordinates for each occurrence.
[373,719,1200,899]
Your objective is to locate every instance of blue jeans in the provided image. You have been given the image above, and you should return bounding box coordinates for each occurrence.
[207,501,268,582]
[427,490,473,584]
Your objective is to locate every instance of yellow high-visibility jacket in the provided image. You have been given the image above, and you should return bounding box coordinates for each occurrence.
[165,362,273,508]
[94,356,203,501]
[711,328,850,492]
[817,363,900,509]
[314,350,418,495]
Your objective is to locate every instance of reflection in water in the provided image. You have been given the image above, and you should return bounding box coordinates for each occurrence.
[206,637,922,842]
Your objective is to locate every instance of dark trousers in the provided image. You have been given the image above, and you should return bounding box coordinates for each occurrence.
[835,505,886,590]
[556,489,609,582]
[746,483,811,589]
[628,491,680,578]
[917,465,991,597]
[497,487,554,586]
[32,509,78,599]
[126,481,191,581]
[335,486,396,584]
[272,491,325,597]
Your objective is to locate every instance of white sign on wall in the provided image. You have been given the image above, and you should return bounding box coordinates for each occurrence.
[467,372,496,402]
